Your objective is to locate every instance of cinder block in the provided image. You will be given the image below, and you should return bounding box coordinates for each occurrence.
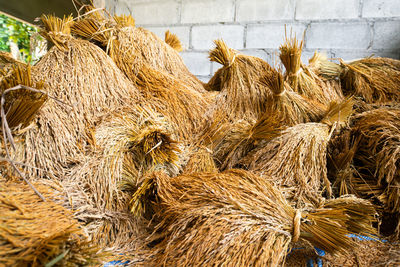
[117,0,179,25]
[296,0,359,20]
[246,23,306,49]
[192,25,244,50]
[146,26,190,50]
[180,51,211,76]
[373,21,400,50]
[363,0,400,18]
[236,0,295,21]
[330,50,400,61]
[181,0,234,23]
[306,22,371,49]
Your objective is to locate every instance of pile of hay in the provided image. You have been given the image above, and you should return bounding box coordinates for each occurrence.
[2,9,400,266]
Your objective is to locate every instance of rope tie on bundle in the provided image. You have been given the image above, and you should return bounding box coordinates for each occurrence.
[292,209,302,243]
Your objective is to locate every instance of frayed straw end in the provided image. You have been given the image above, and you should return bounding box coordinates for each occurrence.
[165,30,183,52]
[39,14,74,49]
[114,14,135,27]
[209,39,237,66]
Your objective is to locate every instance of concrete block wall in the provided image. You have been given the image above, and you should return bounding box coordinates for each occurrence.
[102,0,400,81]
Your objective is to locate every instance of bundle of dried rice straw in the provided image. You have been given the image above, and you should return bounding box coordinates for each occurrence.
[259,68,326,126]
[0,179,103,266]
[311,54,400,103]
[147,169,376,266]
[71,7,205,93]
[279,34,343,105]
[7,15,140,180]
[206,39,273,121]
[242,98,354,206]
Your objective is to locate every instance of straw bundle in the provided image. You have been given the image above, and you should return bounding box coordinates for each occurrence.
[312,55,400,103]
[242,98,354,206]
[351,108,400,215]
[10,15,140,179]
[87,105,181,212]
[206,39,273,121]
[279,36,342,105]
[165,30,183,52]
[52,105,180,248]
[0,64,47,130]
[259,69,326,126]
[148,169,376,266]
[327,129,360,196]
[71,8,206,93]
[0,180,102,266]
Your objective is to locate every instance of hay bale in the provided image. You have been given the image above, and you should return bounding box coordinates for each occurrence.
[0,179,103,266]
[9,15,140,180]
[147,169,376,266]
[242,98,354,206]
[206,39,273,121]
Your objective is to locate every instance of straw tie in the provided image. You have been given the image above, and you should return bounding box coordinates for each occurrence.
[228,54,237,67]
[275,87,287,96]
[289,68,303,77]
[292,209,302,243]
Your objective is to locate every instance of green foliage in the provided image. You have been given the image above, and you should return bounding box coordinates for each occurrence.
[0,14,43,63]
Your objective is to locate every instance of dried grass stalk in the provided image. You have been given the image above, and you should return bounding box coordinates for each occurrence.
[39,14,74,50]
[199,108,287,170]
[90,105,181,214]
[206,39,273,121]
[148,170,376,266]
[0,180,103,266]
[164,30,183,52]
[242,98,354,206]
[0,64,47,129]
